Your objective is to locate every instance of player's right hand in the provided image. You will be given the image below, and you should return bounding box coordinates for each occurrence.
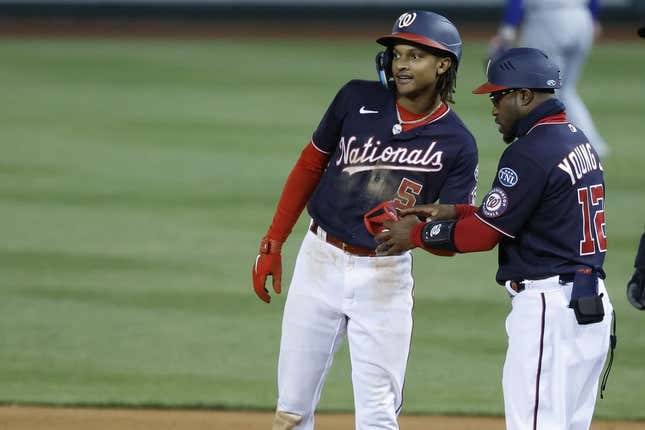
[626,268,645,310]
[252,236,283,303]
[398,204,457,221]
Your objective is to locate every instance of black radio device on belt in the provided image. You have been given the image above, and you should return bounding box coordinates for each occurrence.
[568,268,604,325]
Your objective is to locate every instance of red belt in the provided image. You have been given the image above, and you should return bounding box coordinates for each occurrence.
[310,223,376,257]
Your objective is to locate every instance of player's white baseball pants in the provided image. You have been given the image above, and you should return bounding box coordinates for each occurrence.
[503,276,613,430]
[276,228,414,429]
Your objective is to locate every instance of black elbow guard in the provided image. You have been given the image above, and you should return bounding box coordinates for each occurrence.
[421,220,458,252]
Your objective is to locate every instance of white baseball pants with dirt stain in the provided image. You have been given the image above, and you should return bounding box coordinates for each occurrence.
[275,228,414,429]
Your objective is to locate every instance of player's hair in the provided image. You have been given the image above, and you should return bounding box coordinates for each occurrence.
[437,63,457,104]
[422,45,458,104]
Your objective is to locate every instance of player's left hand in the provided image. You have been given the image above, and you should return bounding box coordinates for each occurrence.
[375,215,421,256]
[626,268,645,310]
[252,236,283,303]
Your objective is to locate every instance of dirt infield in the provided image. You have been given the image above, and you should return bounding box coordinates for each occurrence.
[2,406,645,430]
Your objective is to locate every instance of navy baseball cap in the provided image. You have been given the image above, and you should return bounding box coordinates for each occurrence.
[377,10,462,64]
[473,47,561,94]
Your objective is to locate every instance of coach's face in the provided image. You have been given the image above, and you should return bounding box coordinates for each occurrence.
[490,88,522,143]
[491,88,542,143]
[392,44,451,99]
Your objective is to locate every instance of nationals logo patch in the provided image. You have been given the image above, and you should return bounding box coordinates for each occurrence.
[482,187,509,218]
[498,167,518,187]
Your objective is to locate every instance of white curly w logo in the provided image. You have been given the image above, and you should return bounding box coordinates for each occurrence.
[398,13,417,28]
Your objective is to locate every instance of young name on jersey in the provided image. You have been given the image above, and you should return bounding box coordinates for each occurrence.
[557,142,602,185]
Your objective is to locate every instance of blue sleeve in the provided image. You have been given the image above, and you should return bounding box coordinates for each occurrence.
[311,82,350,154]
[438,139,479,205]
[502,0,524,27]
[588,0,599,20]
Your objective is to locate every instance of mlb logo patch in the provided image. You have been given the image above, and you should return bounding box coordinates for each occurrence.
[482,187,509,218]
[498,167,518,188]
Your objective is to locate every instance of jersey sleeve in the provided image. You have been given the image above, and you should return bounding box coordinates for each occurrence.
[438,139,479,205]
[501,0,523,27]
[311,82,351,154]
[475,149,546,238]
[588,0,599,20]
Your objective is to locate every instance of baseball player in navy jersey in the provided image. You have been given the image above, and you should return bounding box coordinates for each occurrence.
[627,229,645,310]
[251,10,478,429]
[489,0,610,157]
[377,48,614,430]
[624,28,645,309]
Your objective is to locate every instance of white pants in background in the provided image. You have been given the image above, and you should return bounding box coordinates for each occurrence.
[503,276,613,430]
[276,229,414,429]
[520,7,609,157]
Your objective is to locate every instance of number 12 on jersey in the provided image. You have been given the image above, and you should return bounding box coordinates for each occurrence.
[577,184,607,255]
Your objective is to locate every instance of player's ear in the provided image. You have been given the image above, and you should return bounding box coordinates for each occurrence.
[518,89,535,106]
[436,56,452,76]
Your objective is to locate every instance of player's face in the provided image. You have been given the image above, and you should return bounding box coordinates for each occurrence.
[490,88,521,143]
[391,44,451,99]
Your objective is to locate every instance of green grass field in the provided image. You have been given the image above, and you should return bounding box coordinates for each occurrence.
[1,36,644,419]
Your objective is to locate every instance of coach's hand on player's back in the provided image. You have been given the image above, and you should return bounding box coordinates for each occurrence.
[252,236,283,303]
[399,203,457,221]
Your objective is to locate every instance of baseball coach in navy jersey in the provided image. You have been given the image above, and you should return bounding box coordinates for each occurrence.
[376,48,615,430]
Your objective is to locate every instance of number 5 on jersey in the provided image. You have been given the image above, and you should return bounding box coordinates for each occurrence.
[577,184,607,255]
[395,178,423,209]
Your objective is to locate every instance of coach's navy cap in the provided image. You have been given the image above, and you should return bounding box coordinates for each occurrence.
[473,47,561,94]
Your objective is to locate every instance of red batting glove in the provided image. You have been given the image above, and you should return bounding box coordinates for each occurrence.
[252,236,283,303]
[364,200,400,236]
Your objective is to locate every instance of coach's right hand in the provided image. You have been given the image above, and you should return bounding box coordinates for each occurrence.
[252,236,283,303]
[399,203,457,221]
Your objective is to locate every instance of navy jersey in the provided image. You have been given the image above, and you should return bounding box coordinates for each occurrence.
[307,80,478,249]
[475,109,606,284]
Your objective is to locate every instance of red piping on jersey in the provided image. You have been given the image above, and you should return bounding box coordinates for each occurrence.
[474,212,515,239]
[267,142,330,242]
[397,102,449,132]
[310,139,331,154]
[526,112,568,135]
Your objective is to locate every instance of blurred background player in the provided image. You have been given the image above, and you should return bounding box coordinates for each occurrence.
[627,29,645,311]
[489,0,610,157]
[251,10,478,430]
